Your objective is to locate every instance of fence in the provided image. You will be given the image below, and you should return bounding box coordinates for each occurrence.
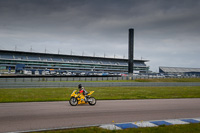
[0,76,200,88]
[0,76,126,82]
[0,75,199,83]
[1,82,200,88]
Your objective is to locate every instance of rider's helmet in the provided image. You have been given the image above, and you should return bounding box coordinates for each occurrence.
[78,84,82,89]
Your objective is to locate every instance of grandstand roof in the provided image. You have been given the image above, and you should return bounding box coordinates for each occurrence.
[0,49,149,62]
[159,66,200,73]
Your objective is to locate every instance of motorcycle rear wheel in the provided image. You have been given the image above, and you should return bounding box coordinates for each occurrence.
[69,97,78,106]
[88,97,96,106]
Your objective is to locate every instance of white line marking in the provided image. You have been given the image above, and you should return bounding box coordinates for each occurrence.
[100,124,122,130]
[193,118,200,122]
[133,121,158,127]
[165,119,189,125]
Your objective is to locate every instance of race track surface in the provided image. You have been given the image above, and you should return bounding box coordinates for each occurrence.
[0,99,200,133]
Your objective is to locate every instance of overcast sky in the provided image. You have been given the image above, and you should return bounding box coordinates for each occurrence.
[0,0,200,72]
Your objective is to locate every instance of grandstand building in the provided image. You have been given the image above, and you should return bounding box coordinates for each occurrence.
[0,50,149,76]
[159,66,200,76]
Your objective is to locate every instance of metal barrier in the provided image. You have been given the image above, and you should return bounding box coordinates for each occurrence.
[0,76,129,82]
[0,76,200,88]
[0,76,199,83]
[1,81,200,88]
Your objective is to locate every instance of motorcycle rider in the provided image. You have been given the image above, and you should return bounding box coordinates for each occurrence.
[78,84,89,102]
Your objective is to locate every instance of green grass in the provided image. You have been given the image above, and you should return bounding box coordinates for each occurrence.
[1,86,200,102]
[32,123,200,133]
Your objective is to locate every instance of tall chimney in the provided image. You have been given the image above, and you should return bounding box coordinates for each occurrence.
[128,28,134,74]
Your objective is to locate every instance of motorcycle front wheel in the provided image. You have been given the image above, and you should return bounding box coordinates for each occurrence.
[69,97,78,106]
[88,97,96,106]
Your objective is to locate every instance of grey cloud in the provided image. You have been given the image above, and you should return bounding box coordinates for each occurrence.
[0,0,200,71]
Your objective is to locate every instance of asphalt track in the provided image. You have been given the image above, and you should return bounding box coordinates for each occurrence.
[1,99,200,133]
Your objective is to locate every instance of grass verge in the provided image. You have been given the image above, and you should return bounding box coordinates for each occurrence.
[0,86,200,102]
[32,123,200,133]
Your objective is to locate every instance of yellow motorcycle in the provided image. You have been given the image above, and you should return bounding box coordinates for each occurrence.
[69,90,96,106]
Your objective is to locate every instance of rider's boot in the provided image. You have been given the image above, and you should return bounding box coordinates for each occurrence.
[84,95,88,102]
